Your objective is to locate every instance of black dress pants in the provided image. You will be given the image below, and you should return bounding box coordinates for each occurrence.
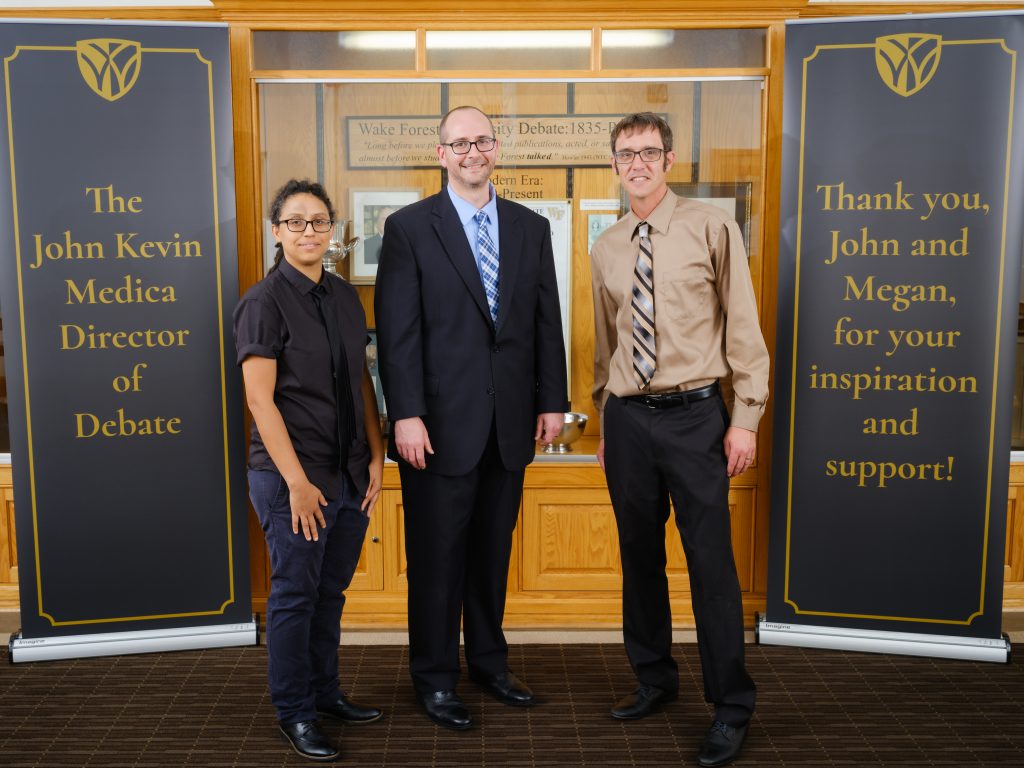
[604,393,755,726]
[399,424,525,694]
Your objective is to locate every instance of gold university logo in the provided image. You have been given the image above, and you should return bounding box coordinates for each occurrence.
[76,39,142,102]
[875,34,942,97]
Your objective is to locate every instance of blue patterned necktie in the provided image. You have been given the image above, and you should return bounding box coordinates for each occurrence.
[474,209,500,322]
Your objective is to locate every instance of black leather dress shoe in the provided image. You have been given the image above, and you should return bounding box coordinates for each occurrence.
[279,720,339,762]
[696,720,749,767]
[316,694,383,724]
[610,685,677,720]
[469,670,536,707]
[417,690,473,730]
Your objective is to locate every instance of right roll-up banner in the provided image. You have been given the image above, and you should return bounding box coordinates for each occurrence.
[763,11,1024,662]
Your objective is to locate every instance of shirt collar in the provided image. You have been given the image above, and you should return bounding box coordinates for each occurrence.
[629,187,678,239]
[447,183,498,226]
[278,257,325,296]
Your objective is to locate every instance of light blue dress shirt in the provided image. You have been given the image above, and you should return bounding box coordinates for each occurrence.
[446,184,500,281]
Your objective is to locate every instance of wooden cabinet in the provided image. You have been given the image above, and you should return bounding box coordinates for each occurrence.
[521,485,620,592]
[1004,466,1024,610]
[332,461,765,628]
[0,464,15,609]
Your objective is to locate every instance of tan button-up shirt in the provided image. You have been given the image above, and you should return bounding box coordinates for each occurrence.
[590,188,770,433]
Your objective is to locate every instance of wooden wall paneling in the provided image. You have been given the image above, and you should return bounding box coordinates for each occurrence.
[698,80,763,183]
[0,465,14,584]
[260,84,321,208]
[570,173,604,436]
[229,25,273,616]
[751,20,787,599]
[1003,480,1024,609]
[1008,486,1024,583]
[521,485,621,591]
[567,167,607,431]
[322,82,444,215]
[248,505,269,614]
[572,81,697,181]
[348,508,384,590]
[509,505,524,593]
[795,2,1024,19]
[698,79,764,310]
[447,82,572,118]
[380,488,409,593]
[230,25,262,297]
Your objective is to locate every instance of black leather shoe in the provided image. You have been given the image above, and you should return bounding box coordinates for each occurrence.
[316,694,383,724]
[610,685,677,720]
[469,670,536,707]
[278,720,339,762]
[696,720,749,767]
[417,690,473,730]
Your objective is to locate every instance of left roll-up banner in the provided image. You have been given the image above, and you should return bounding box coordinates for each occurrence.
[0,20,255,661]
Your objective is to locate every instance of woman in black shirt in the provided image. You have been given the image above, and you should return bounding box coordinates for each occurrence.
[233,179,384,762]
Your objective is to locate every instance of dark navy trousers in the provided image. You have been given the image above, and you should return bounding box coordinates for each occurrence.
[248,469,369,724]
[399,425,525,694]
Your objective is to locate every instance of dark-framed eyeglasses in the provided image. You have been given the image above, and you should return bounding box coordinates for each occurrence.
[442,137,497,155]
[613,147,666,164]
[279,218,334,233]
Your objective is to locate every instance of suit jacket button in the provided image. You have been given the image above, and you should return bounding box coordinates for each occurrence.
[492,345,500,353]
[487,387,495,395]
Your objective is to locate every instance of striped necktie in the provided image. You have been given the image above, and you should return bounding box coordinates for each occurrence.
[632,221,656,389]
[474,209,500,322]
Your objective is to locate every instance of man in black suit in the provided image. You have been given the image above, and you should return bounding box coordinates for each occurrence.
[375,106,568,731]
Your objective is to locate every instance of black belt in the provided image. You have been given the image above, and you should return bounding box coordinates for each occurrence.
[623,381,719,409]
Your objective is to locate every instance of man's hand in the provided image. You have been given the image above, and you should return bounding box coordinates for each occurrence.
[535,412,564,445]
[288,478,328,541]
[394,416,433,469]
[724,426,756,478]
[597,438,606,471]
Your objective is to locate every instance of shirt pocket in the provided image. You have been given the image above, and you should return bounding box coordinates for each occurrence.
[658,265,712,322]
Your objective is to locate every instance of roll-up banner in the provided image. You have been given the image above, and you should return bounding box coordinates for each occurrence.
[0,20,255,661]
[764,11,1024,663]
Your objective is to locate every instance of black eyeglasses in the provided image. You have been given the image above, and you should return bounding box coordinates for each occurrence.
[613,147,666,164]
[278,218,333,233]
[442,137,497,155]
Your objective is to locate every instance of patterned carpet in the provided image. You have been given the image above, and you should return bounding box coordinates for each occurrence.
[1,641,1022,767]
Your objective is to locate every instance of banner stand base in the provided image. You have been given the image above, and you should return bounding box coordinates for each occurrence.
[755,614,1010,664]
[8,617,259,663]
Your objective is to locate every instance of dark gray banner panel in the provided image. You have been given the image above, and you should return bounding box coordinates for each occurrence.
[0,21,253,656]
[764,12,1024,661]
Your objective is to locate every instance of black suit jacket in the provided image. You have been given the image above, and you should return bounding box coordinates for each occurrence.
[375,191,568,476]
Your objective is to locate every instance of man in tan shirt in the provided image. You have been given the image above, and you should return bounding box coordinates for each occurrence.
[591,112,769,768]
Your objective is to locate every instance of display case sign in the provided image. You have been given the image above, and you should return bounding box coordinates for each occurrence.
[346,114,625,169]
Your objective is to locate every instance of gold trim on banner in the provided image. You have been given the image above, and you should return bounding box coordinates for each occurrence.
[4,44,236,627]
[786,38,1016,626]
